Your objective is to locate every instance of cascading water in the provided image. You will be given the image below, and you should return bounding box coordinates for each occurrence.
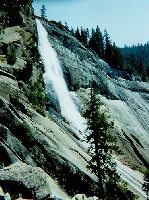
[36,19,86,135]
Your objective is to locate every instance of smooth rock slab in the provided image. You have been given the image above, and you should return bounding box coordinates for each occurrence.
[0,162,52,199]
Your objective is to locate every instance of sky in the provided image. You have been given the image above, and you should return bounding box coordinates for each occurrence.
[33,0,149,47]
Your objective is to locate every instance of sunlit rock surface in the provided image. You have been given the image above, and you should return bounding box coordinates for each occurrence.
[0,11,149,199]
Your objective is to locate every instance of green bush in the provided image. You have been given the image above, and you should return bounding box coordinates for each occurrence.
[13,122,34,147]
[32,104,45,116]
[0,126,7,140]
[28,82,48,115]
[7,45,17,65]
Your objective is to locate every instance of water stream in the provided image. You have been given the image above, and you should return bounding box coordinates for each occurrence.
[36,19,86,135]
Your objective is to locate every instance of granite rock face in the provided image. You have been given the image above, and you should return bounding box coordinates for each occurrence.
[0,162,52,199]
[43,20,149,171]
[0,9,149,200]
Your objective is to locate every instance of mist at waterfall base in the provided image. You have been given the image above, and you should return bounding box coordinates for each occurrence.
[36,19,86,136]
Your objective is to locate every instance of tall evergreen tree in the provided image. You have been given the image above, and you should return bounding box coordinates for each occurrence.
[84,89,136,199]
[104,29,113,65]
[75,27,81,41]
[70,28,75,37]
[80,27,88,47]
[40,5,47,20]
[84,88,120,199]
[111,42,124,69]
[89,26,104,58]
[120,42,149,81]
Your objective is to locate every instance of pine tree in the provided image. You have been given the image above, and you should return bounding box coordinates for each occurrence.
[84,88,120,199]
[84,88,136,199]
[40,5,47,20]
[89,26,104,58]
[80,27,88,47]
[111,42,124,69]
[104,29,113,65]
[70,28,75,37]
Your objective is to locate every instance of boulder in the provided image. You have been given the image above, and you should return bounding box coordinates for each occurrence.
[0,162,52,199]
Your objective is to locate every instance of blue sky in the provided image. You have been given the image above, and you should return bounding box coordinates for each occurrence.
[33,0,149,47]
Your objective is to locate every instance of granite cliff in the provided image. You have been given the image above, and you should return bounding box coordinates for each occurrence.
[0,4,149,200]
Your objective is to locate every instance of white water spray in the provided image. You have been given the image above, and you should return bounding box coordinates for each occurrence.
[36,19,86,134]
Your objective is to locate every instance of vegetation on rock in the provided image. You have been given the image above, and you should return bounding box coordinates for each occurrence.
[142,168,149,199]
[12,122,34,147]
[83,88,136,199]
[67,23,149,82]
[121,43,149,81]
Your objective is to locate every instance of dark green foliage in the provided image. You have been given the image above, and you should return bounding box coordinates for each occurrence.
[32,104,45,116]
[75,27,81,41]
[0,180,33,199]
[0,126,7,140]
[28,82,48,116]
[84,89,120,199]
[71,27,89,47]
[29,82,46,108]
[10,91,27,114]
[84,89,136,199]
[110,43,124,69]
[7,44,17,65]
[1,0,32,10]
[40,5,47,20]
[12,122,34,147]
[103,30,123,69]
[89,26,104,58]
[15,59,33,82]
[27,41,41,64]
[72,26,123,69]
[0,145,12,167]
[80,27,88,47]
[121,43,149,81]
[106,180,137,200]
[70,28,75,37]
[1,0,33,27]
[0,43,17,65]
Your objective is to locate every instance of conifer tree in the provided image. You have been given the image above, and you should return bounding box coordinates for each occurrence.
[89,26,104,58]
[84,88,136,199]
[111,42,124,69]
[70,28,75,37]
[75,27,81,41]
[40,5,47,20]
[80,27,88,47]
[84,88,120,199]
[104,29,113,65]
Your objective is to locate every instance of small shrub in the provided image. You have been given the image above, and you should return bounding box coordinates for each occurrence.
[0,126,7,140]
[13,122,34,147]
[28,82,48,115]
[32,104,45,116]
[7,45,16,65]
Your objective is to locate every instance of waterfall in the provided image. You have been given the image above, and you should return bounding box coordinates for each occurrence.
[36,19,86,135]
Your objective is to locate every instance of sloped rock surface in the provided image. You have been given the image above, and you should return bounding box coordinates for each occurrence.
[0,11,149,199]
[43,20,149,171]
[0,161,69,199]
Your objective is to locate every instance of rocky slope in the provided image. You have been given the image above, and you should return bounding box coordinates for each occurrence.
[43,19,149,171]
[0,8,96,199]
[0,6,149,200]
